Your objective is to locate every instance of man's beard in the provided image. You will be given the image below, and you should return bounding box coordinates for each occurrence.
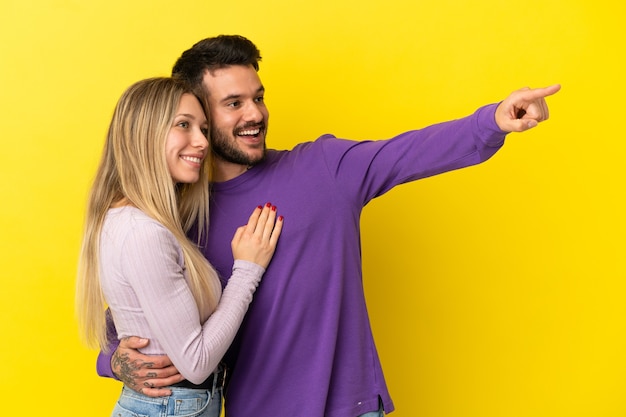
[211,124,266,167]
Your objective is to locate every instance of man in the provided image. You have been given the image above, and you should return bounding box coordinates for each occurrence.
[97,35,560,416]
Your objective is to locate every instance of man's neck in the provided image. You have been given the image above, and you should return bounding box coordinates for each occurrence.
[212,159,249,183]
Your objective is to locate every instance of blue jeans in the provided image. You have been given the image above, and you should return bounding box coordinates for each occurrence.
[111,386,222,417]
[359,410,384,417]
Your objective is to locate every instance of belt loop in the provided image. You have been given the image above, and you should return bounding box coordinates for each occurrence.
[211,368,218,398]
[221,365,227,390]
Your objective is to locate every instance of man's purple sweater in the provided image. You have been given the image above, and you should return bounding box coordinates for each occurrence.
[98,104,506,416]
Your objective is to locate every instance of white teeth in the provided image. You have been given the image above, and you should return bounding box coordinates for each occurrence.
[238,128,260,136]
[181,156,202,163]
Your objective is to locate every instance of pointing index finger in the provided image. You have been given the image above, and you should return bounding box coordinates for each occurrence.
[521,84,561,100]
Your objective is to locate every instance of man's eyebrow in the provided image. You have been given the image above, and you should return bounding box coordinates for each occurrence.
[220,94,241,103]
[219,86,265,103]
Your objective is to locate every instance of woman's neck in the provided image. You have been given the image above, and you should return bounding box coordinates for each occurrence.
[110,197,133,208]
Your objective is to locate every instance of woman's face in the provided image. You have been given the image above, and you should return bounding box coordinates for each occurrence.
[165,93,209,183]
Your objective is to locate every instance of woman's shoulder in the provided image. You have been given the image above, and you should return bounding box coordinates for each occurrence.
[104,206,173,245]
[106,206,158,225]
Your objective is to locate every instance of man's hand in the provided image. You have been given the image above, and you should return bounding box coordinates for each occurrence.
[112,336,184,397]
[495,84,561,132]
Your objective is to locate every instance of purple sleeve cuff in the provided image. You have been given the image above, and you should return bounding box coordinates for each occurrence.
[96,309,120,380]
[474,103,507,148]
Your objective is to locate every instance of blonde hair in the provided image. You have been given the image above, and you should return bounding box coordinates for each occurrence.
[76,77,221,350]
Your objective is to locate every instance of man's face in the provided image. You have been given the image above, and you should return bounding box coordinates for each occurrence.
[202,65,269,167]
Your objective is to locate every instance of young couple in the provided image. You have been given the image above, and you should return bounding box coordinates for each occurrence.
[77,35,560,417]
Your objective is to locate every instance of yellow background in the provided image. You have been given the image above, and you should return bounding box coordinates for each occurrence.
[1,0,624,416]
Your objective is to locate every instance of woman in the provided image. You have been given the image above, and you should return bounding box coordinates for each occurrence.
[76,77,283,417]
